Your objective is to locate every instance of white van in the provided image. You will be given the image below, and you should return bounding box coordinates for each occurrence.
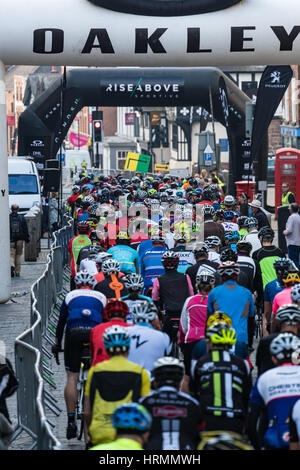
[8,157,41,214]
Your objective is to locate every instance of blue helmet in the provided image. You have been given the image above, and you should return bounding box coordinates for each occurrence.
[103,325,131,353]
[112,403,152,432]
[225,230,240,241]
[223,210,235,220]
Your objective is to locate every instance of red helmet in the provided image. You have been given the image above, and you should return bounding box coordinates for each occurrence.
[77,221,90,234]
[102,300,130,320]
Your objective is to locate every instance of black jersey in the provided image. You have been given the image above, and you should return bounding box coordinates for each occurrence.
[140,385,202,450]
[192,350,251,432]
[186,259,219,291]
[157,271,191,314]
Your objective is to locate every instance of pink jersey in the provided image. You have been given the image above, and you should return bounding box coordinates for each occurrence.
[272,287,292,317]
[179,293,209,344]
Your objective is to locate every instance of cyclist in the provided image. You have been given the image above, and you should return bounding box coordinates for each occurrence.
[94,258,128,300]
[192,321,251,435]
[222,230,240,253]
[204,235,221,264]
[89,403,152,451]
[237,216,248,238]
[222,210,239,233]
[51,271,106,440]
[107,235,140,274]
[242,216,261,256]
[272,264,300,321]
[179,270,215,378]
[140,357,202,450]
[78,245,105,276]
[207,261,255,359]
[89,300,131,367]
[127,302,172,376]
[248,332,300,450]
[84,325,151,446]
[171,234,195,274]
[256,304,300,376]
[203,204,225,242]
[93,252,115,284]
[140,235,168,296]
[121,273,154,325]
[186,244,219,291]
[152,251,194,345]
[68,221,91,290]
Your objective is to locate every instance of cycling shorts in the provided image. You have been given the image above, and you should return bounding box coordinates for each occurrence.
[64,327,91,373]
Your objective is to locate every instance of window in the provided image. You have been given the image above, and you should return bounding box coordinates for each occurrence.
[172,124,178,150]
[117,150,128,170]
[9,175,38,195]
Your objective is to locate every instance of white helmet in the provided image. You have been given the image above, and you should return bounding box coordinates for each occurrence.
[132,301,158,324]
[101,259,120,275]
[270,332,300,361]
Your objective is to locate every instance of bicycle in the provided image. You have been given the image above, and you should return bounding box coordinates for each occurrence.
[255,304,263,339]
[76,343,91,441]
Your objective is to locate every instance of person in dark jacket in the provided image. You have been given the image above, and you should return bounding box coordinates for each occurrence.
[9,204,30,277]
[248,200,270,230]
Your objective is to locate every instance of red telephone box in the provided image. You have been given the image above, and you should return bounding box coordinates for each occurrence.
[275,147,300,214]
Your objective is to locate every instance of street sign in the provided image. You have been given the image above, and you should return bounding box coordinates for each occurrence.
[125,152,151,173]
[155,163,170,172]
[204,144,213,166]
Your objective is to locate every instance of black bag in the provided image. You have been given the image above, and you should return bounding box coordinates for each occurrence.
[10,213,22,239]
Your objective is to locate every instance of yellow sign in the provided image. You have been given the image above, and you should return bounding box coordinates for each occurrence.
[155,164,170,172]
[124,152,151,172]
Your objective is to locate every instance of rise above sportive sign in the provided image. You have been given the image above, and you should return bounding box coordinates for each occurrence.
[1,0,300,66]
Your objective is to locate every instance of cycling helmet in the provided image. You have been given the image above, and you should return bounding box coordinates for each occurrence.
[291,284,300,304]
[102,300,129,320]
[220,248,238,263]
[244,217,258,228]
[270,332,300,361]
[224,230,240,241]
[237,216,248,228]
[101,259,120,275]
[82,195,95,205]
[258,226,274,242]
[273,258,292,273]
[77,221,90,234]
[275,304,300,325]
[205,236,221,248]
[88,245,104,258]
[214,209,224,221]
[74,270,97,288]
[152,357,185,386]
[206,312,233,329]
[112,403,152,432]
[206,322,237,346]
[236,241,252,256]
[223,210,235,221]
[88,203,100,217]
[123,273,144,291]
[194,244,209,258]
[198,431,254,451]
[132,301,158,324]
[202,205,215,217]
[161,251,180,270]
[72,185,80,194]
[217,261,240,278]
[103,325,131,353]
[224,195,235,207]
[201,188,213,201]
[95,252,112,265]
[283,264,300,286]
[196,270,215,286]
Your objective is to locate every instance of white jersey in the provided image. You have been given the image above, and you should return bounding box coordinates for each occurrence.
[242,230,262,256]
[208,250,221,264]
[222,221,239,232]
[79,258,98,275]
[127,324,172,377]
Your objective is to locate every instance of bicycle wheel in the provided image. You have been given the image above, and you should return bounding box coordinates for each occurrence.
[78,415,84,441]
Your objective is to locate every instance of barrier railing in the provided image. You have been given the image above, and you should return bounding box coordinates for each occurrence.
[11,215,74,450]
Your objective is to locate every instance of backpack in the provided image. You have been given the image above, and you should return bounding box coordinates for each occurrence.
[10,213,22,239]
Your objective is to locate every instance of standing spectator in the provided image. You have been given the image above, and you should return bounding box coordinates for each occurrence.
[9,204,30,278]
[238,193,249,217]
[281,182,296,207]
[49,192,59,234]
[283,203,300,269]
[248,200,270,229]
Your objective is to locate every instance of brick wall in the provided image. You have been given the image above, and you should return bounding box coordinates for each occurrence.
[268,118,282,153]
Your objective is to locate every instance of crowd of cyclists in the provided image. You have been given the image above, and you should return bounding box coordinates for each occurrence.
[50,169,300,451]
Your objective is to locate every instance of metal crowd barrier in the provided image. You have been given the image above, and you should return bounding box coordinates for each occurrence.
[11,215,74,450]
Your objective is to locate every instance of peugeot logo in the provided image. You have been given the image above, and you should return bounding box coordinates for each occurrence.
[87,0,244,17]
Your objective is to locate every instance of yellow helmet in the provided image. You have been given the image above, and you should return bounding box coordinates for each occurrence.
[206,322,237,346]
[284,271,300,285]
[206,312,232,329]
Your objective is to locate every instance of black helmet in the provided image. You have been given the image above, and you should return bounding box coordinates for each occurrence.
[237,216,248,228]
[152,357,185,387]
[236,241,252,256]
[258,226,274,242]
[194,244,209,258]
[220,248,238,263]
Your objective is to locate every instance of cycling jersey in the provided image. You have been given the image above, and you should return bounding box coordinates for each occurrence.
[108,245,139,274]
[192,350,251,434]
[140,246,168,291]
[186,260,219,291]
[242,230,261,256]
[272,287,293,317]
[90,319,131,367]
[121,294,154,324]
[94,274,128,300]
[77,245,106,267]
[172,246,195,273]
[152,271,194,314]
[90,438,143,451]
[207,250,221,264]
[264,279,284,305]
[68,235,91,276]
[289,399,300,445]
[250,364,300,449]
[127,323,172,376]
[85,356,150,445]
[255,333,280,376]
[222,221,239,232]
[179,293,208,344]
[252,245,285,290]
[140,386,202,450]
[207,281,255,345]
[237,255,256,292]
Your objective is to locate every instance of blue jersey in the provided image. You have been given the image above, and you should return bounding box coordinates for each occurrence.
[59,289,107,330]
[207,281,255,344]
[108,245,139,274]
[251,365,300,449]
[140,246,168,290]
[138,239,153,262]
[264,279,283,305]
